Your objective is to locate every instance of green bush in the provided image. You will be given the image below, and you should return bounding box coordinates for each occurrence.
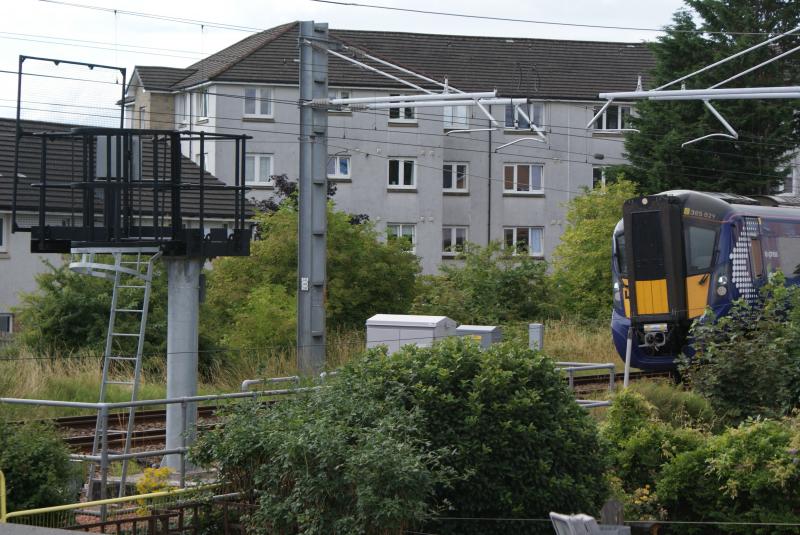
[681,273,800,424]
[601,390,705,495]
[352,337,608,534]
[657,416,800,534]
[203,205,420,350]
[0,422,79,511]
[631,380,716,430]
[191,374,453,534]
[411,242,550,324]
[550,179,637,320]
[13,257,167,357]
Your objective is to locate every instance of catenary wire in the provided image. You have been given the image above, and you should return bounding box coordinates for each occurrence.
[4,96,794,187]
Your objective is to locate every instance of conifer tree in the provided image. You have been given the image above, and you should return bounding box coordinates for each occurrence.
[622,1,800,194]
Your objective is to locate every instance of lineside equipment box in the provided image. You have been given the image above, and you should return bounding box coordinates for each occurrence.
[455,325,502,349]
[366,314,457,355]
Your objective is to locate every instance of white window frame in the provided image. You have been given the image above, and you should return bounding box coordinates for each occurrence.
[243,87,273,118]
[327,154,351,180]
[388,158,416,189]
[505,102,545,130]
[592,166,608,189]
[592,104,631,131]
[328,89,352,113]
[442,226,468,256]
[388,94,416,123]
[387,223,416,253]
[196,90,209,121]
[444,105,469,130]
[504,226,544,257]
[178,93,190,127]
[0,313,12,335]
[503,163,544,194]
[0,215,7,253]
[138,106,147,129]
[443,162,469,192]
[245,153,274,186]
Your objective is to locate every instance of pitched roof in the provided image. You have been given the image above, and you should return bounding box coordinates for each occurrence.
[133,66,194,91]
[0,118,250,220]
[133,22,655,100]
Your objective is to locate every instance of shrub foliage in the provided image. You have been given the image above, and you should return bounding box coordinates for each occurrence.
[0,422,79,511]
[681,273,800,424]
[411,242,550,324]
[192,338,609,534]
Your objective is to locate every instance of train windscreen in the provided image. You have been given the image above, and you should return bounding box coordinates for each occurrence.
[683,223,717,274]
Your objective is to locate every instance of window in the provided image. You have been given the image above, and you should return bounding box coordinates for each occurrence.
[388,159,416,188]
[593,166,607,189]
[504,227,544,257]
[328,89,351,112]
[683,222,718,274]
[442,226,468,255]
[0,313,12,335]
[503,164,544,194]
[387,223,416,253]
[178,93,190,126]
[444,105,469,129]
[327,154,351,179]
[245,154,273,185]
[443,162,468,192]
[244,87,273,117]
[592,104,631,130]
[0,216,6,253]
[196,90,209,120]
[505,102,545,130]
[388,94,415,122]
[138,107,147,128]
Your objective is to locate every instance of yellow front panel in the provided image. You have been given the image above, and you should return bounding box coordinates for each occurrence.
[686,274,709,318]
[635,279,669,315]
[622,278,631,318]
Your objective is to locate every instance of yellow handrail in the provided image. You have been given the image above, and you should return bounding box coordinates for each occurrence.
[1,470,6,523]
[4,484,214,522]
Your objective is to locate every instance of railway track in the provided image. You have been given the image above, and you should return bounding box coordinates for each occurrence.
[47,370,670,452]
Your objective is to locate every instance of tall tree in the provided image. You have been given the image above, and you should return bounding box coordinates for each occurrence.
[622,1,800,194]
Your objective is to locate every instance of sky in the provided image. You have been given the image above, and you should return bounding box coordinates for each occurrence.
[0,0,689,123]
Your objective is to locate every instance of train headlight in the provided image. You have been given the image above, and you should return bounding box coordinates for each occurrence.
[613,281,621,304]
[717,275,728,286]
[716,285,728,296]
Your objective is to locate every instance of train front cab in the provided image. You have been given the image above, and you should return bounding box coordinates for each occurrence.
[611,192,733,370]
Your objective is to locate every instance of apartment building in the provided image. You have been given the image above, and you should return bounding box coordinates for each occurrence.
[122,22,655,273]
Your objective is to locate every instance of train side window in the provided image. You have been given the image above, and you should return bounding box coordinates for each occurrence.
[751,238,764,279]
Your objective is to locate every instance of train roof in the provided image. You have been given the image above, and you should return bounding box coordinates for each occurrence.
[618,191,800,230]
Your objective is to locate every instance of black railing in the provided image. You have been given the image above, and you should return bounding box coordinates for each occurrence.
[13,127,252,258]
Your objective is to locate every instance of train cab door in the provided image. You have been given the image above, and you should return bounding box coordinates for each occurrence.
[730,216,764,301]
[746,217,766,288]
[623,195,687,324]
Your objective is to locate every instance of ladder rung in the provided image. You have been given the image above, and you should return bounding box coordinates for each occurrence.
[106,380,135,385]
[112,333,140,337]
[115,309,144,313]
[110,356,138,361]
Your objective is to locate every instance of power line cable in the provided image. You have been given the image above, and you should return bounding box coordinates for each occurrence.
[310,0,788,37]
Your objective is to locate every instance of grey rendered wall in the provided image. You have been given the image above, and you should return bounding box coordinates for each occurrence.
[0,212,62,321]
[179,84,631,274]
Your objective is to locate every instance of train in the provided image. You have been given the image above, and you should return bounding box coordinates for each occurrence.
[611,190,800,371]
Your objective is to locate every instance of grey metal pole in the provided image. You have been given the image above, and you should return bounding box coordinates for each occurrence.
[99,404,109,521]
[528,323,544,351]
[623,327,633,388]
[297,21,329,375]
[163,257,201,470]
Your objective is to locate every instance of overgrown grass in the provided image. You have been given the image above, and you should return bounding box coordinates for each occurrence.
[1,321,621,420]
[0,329,367,420]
